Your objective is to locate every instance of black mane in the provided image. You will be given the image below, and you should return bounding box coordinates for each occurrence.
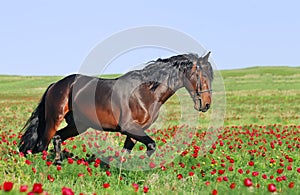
[121,53,213,90]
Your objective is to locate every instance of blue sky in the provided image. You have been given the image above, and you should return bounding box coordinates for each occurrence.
[1,1,300,75]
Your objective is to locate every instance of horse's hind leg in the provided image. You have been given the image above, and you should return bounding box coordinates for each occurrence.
[35,117,63,153]
[52,124,78,165]
[53,135,62,164]
[35,82,71,153]
[53,111,88,164]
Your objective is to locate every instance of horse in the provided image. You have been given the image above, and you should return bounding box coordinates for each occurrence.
[18,52,213,164]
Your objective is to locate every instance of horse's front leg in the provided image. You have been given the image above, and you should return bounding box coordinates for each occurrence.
[52,135,62,165]
[122,136,137,154]
[124,132,156,157]
[145,138,156,157]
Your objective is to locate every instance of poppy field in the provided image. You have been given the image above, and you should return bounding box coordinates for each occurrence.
[1,67,300,194]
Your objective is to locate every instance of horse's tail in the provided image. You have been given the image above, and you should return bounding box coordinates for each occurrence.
[18,83,54,154]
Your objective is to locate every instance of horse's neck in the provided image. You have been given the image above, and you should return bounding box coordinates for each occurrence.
[154,85,174,104]
[155,77,182,104]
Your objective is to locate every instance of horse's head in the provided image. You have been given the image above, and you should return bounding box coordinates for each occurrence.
[184,52,213,112]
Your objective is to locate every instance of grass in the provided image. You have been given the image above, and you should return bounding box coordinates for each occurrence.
[221,66,300,125]
[0,66,300,194]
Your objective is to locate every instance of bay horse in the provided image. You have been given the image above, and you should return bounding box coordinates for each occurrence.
[19,52,213,164]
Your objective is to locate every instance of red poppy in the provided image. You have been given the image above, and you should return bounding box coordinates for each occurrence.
[32,183,43,194]
[268,184,276,192]
[106,170,111,176]
[67,158,74,164]
[57,165,62,171]
[103,183,110,188]
[62,187,74,195]
[288,182,295,188]
[177,174,183,180]
[248,161,254,166]
[25,159,31,165]
[218,170,225,175]
[132,183,139,192]
[143,186,149,193]
[244,178,252,187]
[3,182,13,191]
[20,185,28,192]
[230,183,236,189]
[46,161,52,166]
[47,174,55,182]
[149,162,156,169]
[238,168,243,174]
[252,172,259,177]
[32,167,36,174]
[262,174,267,179]
[212,189,218,195]
[276,169,284,174]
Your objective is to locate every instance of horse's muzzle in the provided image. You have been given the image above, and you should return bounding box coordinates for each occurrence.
[193,98,210,112]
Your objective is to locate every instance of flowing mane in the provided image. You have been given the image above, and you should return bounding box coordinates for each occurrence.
[121,53,213,90]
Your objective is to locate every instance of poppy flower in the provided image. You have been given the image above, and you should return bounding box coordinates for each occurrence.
[132,183,139,192]
[143,186,149,193]
[248,161,254,166]
[288,182,295,188]
[262,174,267,179]
[25,159,31,165]
[67,158,74,164]
[238,168,243,174]
[177,174,183,180]
[47,174,55,182]
[244,178,252,187]
[212,189,218,195]
[268,184,276,192]
[106,170,111,176]
[62,187,74,195]
[46,161,52,167]
[20,185,28,192]
[103,183,110,188]
[149,162,156,169]
[3,182,13,191]
[276,169,283,174]
[230,183,236,189]
[252,172,259,177]
[32,183,43,194]
[57,165,62,171]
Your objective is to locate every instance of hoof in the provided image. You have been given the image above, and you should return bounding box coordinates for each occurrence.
[146,150,155,157]
[122,148,132,154]
[54,160,62,166]
[146,143,156,157]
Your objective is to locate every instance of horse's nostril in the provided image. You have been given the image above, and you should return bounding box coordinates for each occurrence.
[206,103,210,110]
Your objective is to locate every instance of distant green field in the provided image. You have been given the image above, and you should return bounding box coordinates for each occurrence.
[221,66,300,125]
[0,66,300,194]
[1,66,299,126]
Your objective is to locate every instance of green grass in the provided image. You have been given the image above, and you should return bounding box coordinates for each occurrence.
[0,66,300,194]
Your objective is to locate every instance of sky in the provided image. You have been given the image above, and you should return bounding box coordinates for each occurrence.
[0,0,300,75]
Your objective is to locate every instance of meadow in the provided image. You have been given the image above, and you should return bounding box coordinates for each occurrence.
[0,66,300,194]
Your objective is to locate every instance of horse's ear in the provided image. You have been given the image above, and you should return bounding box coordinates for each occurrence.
[202,51,211,63]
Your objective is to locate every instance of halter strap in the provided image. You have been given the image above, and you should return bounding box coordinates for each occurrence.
[195,65,212,97]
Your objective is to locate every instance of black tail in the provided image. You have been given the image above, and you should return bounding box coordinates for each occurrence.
[18,83,54,154]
